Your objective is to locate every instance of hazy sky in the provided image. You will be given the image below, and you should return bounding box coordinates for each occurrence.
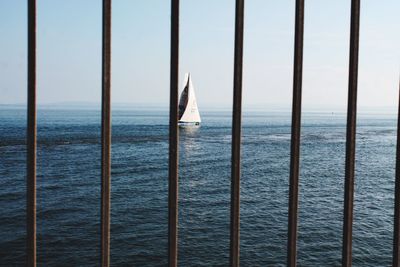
[0,0,399,110]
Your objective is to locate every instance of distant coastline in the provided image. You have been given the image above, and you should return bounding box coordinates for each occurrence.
[0,102,397,116]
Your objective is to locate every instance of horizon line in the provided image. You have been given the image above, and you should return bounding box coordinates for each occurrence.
[0,101,398,113]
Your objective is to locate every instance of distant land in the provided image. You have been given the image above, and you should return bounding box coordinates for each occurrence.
[0,101,398,115]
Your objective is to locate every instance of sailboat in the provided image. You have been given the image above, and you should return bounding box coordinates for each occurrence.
[178,73,201,126]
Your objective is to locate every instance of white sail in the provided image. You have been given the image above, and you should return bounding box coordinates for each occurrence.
[178,73,201,123]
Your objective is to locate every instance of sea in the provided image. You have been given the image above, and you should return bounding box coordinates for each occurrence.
[0,106,397,266]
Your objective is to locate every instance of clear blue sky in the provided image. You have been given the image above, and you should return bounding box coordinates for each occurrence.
[0,0,399,110]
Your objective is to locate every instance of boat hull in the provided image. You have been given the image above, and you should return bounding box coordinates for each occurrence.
[178,121,200,127]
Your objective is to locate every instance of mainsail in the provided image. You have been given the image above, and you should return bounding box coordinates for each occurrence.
[178,73,201,124]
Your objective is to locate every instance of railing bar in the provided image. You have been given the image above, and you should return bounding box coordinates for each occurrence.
[287,0,305,266]
[168,0,179,266]
[230,0,245,266]
[27,0,37,266]
[342,1,360,266]
[393,78,400,267]
[100,0,112,266]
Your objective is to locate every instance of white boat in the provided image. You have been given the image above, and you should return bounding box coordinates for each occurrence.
[178,73,201,126]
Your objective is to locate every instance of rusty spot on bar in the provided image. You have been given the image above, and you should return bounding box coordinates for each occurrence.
[168,0,179,266]
[230,0,245,266]
[287,0,304,266]
[100,0,112,266]
[393,78,400,267]
[27,0,37,266]
[342,1,360,266]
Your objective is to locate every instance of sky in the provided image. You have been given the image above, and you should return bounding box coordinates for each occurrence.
[0,0,399,111]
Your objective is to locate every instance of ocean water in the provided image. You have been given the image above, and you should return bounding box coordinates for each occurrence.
[0,107,397,266]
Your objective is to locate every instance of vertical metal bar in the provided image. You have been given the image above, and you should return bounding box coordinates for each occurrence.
[168,0,179,266]
[393,78,400,267]
[342,1,360,266]
[230,0,245,266]
[100,0,112,266]
[27,0,37,266]
[287,0,305,266]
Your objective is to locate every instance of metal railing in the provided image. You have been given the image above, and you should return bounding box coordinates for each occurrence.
[168,0,179,265]
[24,0,399,267]
[27,0,37,265]
[100,0,112,266]
[287,0,304,266]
